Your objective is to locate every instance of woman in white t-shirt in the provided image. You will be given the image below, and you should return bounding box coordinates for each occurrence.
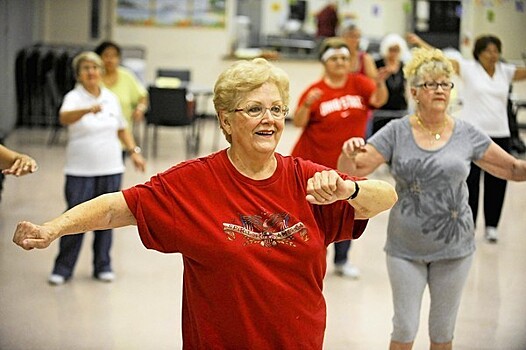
[408,33,526,243]
[48,51,146,286]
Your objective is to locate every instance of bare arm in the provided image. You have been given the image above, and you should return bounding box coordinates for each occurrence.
[293,104,312,128]
[132,95,149,122]
[450,57,460,75]
[406,33,460,75]
[362,53,390,108]
[293,88,323,127]
[346,179,398,219]
[59,104,102,125]
[13,192,136,250]
[513,67,526,81]
[0,144,38,176]
[305,169,397,219]
[362,53,379,80]
[337,137,386,177]
[117,129,146,172]
[0,144,22,169]
[406,32,434,50]
[369,79,389,108]
[474,142,526,181]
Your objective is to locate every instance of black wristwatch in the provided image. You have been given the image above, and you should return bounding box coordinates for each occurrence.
[345,181,360,201]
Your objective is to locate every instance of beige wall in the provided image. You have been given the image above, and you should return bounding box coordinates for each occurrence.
[113,25,323,110]
[39,0,525,110]
[460,0,526,60]
[40,0,112,45]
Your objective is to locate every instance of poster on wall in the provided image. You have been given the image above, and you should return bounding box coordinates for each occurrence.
[117,0,226,28]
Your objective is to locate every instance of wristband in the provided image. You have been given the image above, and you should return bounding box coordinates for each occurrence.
[346,181,360,200]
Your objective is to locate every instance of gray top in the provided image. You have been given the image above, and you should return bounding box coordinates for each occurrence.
[368,116,491,262]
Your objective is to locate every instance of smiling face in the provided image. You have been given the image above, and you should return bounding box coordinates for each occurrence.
[220,82,285,158]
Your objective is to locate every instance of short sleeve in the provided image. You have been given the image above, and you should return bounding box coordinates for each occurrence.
[59,90,80,112]
[466,121,492,160]
[122,172,180,253]
[367,117,400,162]
[501,62,516,85]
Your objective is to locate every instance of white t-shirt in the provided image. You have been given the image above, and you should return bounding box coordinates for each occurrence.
[458,59,516,137]
[60,84,127,176]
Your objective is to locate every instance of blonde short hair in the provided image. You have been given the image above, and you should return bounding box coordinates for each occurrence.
[213,58,289,143]
[403,48,454,86]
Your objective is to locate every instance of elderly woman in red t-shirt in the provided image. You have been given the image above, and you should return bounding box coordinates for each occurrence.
[12,58,397,349]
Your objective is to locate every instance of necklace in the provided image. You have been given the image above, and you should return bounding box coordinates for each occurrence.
[415,113,448,141]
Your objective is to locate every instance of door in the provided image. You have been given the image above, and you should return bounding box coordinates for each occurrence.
[412,0,461,49]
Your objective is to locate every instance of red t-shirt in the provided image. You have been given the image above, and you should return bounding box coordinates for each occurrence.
[122,150,368,349]
[292,73,376,168]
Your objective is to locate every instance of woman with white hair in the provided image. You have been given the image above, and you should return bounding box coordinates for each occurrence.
[372,33,410,134]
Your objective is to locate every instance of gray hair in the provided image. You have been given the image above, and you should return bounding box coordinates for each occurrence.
[72,51,103,78]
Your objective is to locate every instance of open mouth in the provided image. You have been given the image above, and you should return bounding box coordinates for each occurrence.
[255,130,275,136]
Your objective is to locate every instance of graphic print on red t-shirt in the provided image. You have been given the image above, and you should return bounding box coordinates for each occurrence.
[319,94,366,117]
[292,74,376,169]
[223,211,308,248]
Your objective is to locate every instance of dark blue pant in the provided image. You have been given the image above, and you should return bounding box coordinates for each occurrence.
[466,137,510,228]
[52,174,122,279]
[334,240,352,265]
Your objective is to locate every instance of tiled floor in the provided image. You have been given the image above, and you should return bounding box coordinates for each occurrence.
[1,120,526,349]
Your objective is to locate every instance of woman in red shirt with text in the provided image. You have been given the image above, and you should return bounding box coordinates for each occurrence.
[291,37,389,279]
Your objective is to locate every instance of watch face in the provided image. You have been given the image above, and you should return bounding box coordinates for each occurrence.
[129,146,141,154]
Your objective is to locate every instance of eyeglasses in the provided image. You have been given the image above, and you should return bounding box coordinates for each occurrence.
[233,104,289,119]
[415,82,455,90]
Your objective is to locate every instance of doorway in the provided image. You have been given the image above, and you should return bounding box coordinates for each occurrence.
[412,0,461,49]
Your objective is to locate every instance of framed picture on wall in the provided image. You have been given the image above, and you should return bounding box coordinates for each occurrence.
[117,0,226,28]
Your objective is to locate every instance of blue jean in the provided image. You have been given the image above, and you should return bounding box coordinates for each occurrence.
[333,240,352,265]
[51,174,122,279]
